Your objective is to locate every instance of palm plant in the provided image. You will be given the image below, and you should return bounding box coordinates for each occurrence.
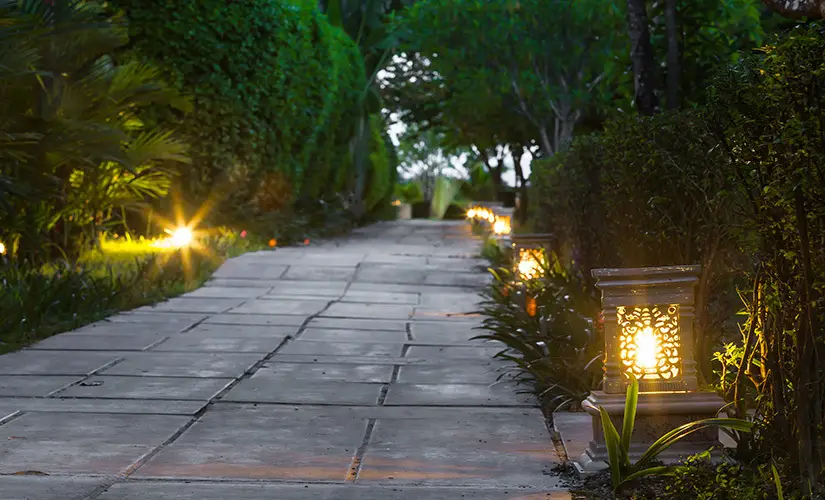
[0,0,188,261]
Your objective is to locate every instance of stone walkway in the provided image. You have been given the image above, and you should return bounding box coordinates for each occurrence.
[0,221,568,499]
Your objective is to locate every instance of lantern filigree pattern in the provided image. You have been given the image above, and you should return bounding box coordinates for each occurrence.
[517,248,544,280]
[618,305,681,380]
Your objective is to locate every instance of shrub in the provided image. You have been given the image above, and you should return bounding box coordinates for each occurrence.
[703,27,825,494]
[363,115,398,216]
[110,0,366,220]
[475,256,601,410]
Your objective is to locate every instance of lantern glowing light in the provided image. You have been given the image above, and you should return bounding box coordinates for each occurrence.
[634,327,659,369]
[517,249,543,280]
[493,217,511,235]
[0,241,5,255]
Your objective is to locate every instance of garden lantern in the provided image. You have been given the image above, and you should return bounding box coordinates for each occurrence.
[492,215,511,236]
[576,265,726,472]
[511,233,553,281]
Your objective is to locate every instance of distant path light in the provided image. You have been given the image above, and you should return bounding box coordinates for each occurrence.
[0,241,5,255]
[168,227,194,248]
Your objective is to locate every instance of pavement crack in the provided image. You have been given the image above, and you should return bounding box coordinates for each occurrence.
[345,418,377,483]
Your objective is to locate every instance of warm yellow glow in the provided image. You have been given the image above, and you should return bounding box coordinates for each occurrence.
[147,226,196,250]
[0,241,5,255]
[392,199,401,206]
[517,250,543,280]
[634,326,659,369]
[467,206,498,223]
[493,217,511,235]
[618,305,681,381]
[169,227,194,248]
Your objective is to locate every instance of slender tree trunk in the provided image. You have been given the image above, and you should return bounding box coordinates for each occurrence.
[538,126,555,157]
[626,0,658,115]
[515,146,530,225]
[664,0,680,110]
[478,147,503,199]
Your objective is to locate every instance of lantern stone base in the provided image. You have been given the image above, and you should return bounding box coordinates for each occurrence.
[574,390,726,474]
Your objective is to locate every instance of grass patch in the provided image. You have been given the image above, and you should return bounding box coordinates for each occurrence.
[0,229,263,354]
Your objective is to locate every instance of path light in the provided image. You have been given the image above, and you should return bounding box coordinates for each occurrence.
[0,241,5,255]
[492,216,511,236]
[167,227,194,248]
[511,233,553,281]
[576,265,725,472]
[149,225,196,250]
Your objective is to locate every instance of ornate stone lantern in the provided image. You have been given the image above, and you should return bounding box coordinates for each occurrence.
[577,265,725,472]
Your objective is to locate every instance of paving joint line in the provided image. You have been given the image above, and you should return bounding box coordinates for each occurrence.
[0,410,24,428]
[48,357,129,398]
[345,418,377,483]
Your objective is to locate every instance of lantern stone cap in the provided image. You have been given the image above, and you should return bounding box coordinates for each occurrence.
[511,233,553,244]
[592,265,700,291]
[593,265,698,280]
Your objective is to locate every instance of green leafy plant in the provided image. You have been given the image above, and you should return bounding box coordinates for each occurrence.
[480,235,508,268]
[0,0,189,261]
[600,377,754,492]
[475,255,601,410]
[430,176,462,220]
[111,0,366,220]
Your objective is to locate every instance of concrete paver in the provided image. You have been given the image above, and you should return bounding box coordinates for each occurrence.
[99,352,262,378]
[0,221,568,499]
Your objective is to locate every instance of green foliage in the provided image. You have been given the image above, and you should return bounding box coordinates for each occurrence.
[703,26,825,494]
[394,182,423,204]
[479,236,509,268]
[0,0,188,262]
[617,453,792,500]
[111,0,365,218]
[363,115,398,215]
[321,0,402,219]
[430,177,462,220]
[600,378,754,492]
[475,255,601,409]
[530,25,825,496]
[394,0,623,155]
[0,230,255,353]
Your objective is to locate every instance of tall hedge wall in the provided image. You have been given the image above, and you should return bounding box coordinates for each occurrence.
[111,0,365,217]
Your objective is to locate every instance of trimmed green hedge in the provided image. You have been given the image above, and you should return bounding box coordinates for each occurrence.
[112,0,365,216]
[363,115,397,215]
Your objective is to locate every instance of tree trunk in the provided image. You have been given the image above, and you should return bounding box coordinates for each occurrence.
[762,0,825,18]
[664,0,680,110]
[514,146,530,225]
[626,0,658,115]
[479,148,503,194]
